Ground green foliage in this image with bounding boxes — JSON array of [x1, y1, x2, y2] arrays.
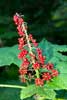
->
[[36, 86, 56, 99], [0, 39, 67, 67], [38, 39, 67, 89], [20, 85, 36, 99], [0, 45, 21, 67], [39, 39, 67, 64], [20, 84, 56, 100], [44, 62, 67, 90]]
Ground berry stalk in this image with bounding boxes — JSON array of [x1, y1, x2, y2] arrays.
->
[[22, 22, 39, 78]]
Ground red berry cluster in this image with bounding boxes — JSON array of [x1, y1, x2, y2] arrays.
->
[[13, 13, 58, 86]]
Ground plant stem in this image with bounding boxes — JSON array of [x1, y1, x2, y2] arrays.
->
[[22, 23, 40, 78], [22, 24, 33, 56], [36, 70, 39, 78], [0, 84, 25, 89]]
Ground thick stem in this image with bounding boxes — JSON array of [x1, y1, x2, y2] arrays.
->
[[22, 24, 32, 55], [22, 23, 39, 78], [0, 84, 25, 89]]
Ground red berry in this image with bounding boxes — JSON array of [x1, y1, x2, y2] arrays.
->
[[43, 63, 54, 70], [18, 37, 24, 44], [33, 62, 40, 70], [13, 15, 19, 25], [51, 69, 58, 77], [32, 39, 38, 47], [18, 17, 24, 25], [18, 30, 24, 36], [18, 44, 22, 50], [17, 25, 24, 36], [18, 37, 25, 50], [33, 42, 38, 47], [35, 78, 44, 86], [38, 54, 45, 64], [18, 49, 28, 59], [21, 58, 30, 69], [42, 72, 51, 81], [37, 48, 42, 55], [19, 69, 27, 75]]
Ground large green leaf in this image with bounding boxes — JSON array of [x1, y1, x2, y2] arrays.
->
[[38, 39, 67, 90], [55, 62, 67, 89], [20, 84, 56, 100], [39, 39, 67, 64], [44, 62, 67, 90], [38, 39, 53, 63], [0, 45, 21, 67], [20, 85, 36, 99], [20, 85, 55, 100], [36, 86, 56, 99]]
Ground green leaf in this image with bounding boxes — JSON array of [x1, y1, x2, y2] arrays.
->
[[38, 39, 53, 63], [45, 62, 67, 90], [39, 39, 67, 64], [36, 86, 56, 99], [55, 62, 67, 89], [54, 44, 67, 52], [0, 45, 21, 67], [20, 84, 56, 100], [20, 85, 36, 99], [39, 39, 67, 90]]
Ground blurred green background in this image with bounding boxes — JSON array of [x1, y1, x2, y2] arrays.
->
[[0, 0, 67, 47], [0, 0, 67, 100]]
